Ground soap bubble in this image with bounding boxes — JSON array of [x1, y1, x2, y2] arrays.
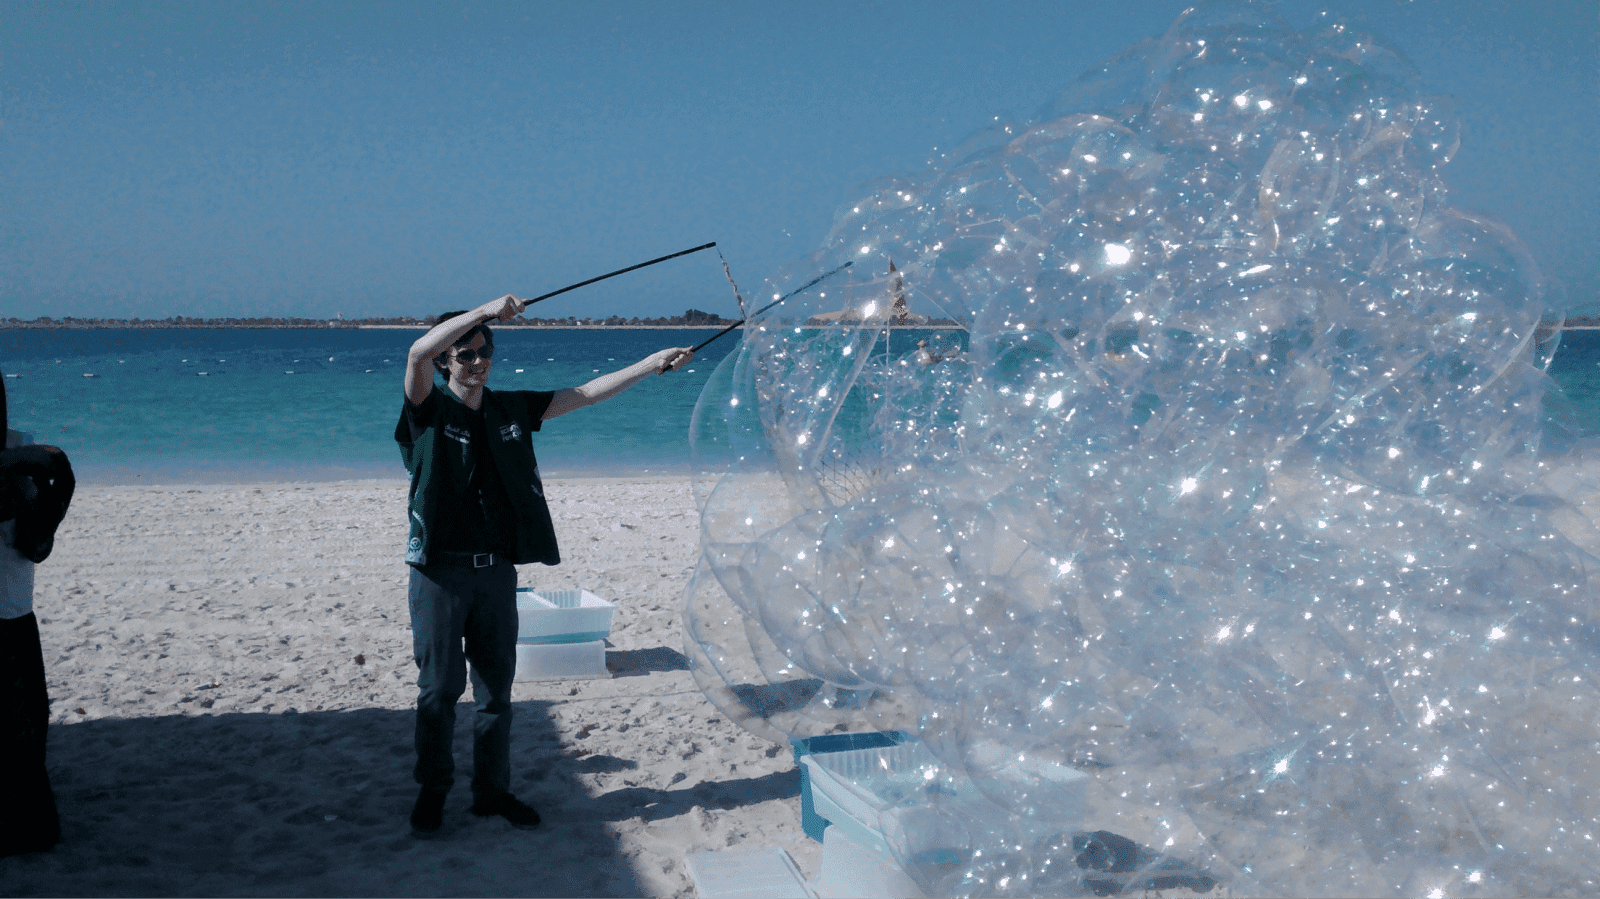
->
[[684, 2, 1597, 895]]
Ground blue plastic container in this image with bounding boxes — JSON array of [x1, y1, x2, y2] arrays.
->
[[790, 731, 910, 842]]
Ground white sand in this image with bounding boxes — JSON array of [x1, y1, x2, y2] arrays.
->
[[9, 461, 1599, 896], [2, 477, 822, 897]]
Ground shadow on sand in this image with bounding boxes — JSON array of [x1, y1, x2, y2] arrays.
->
[[1, 698, 796, 897], [604, 646, 690, 678]]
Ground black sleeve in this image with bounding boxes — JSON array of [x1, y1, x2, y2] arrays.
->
[[0, 474, 18, 524], [0, 446, 50, 524], [0, 445, 74, 563], [396, 389, 438, 446], [523, 390, 554, 431]]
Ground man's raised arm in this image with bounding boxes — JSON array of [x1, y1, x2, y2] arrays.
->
[[404, 296, 526, 404]]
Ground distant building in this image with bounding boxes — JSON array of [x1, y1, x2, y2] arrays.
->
[[808, 259, 928, 326]]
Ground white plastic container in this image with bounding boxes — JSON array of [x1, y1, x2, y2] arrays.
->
[[685, 846, 816, 899], [808, 739, 941, 811], [819, 825, 926, 899], [801, 735, 1087, 879], [516, 587, 614, 644], [513, 640, 608, 682], [802, 739, 940, 858]]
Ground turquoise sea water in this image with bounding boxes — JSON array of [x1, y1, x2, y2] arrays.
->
[[1, 326, 1596, 483], [1544, 329, 1600, 441], [0, 328, 739, 482]]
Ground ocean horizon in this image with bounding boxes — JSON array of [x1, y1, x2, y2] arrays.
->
[[3, 326, 1597, 485]]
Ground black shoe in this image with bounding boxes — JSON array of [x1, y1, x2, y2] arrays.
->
[[410, 788, 447, 835], [470, 792, 541, 829]]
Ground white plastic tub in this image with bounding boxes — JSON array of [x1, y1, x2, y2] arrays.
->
[[819, 825, 926, 899], [685, 846, 816, 899], [802, 739, 940, 857], [801, 735, 1087, 866], [516, 587, 614, 644], [513, 639, 609, 682]]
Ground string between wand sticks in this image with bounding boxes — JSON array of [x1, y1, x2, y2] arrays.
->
[[691, 260, 854, 353], [716, 248, 748, 320]]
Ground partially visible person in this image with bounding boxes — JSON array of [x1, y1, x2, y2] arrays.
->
[[0, 367, 75, 858], [916, 338, 965, 367], [396, 297, 692, 835]]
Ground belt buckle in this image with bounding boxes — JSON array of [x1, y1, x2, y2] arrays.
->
[[472, 552, 494, 568]]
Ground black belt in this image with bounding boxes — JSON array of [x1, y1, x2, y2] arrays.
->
[[435, 551, 502, 568]]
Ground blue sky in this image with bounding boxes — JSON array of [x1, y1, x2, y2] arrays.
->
[[2, 0, 1594, 321]]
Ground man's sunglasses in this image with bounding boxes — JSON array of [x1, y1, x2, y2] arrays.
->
[[449, 347, 494, 363]]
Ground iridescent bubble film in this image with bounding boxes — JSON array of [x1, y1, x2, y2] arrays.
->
[[683, 2, 1598, 895]]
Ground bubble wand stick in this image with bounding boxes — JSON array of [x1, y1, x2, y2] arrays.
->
[[522, 241, 718, 307], [691, 260, 854, 353]]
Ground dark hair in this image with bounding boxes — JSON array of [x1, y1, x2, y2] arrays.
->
[[431, 310, 495, 373]]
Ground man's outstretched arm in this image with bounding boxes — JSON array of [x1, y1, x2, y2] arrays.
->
[[543, 347, 694, 420]]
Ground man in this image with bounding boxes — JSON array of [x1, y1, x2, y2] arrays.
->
[[0, 368, 75, 857], [396, 296, 692, 835]]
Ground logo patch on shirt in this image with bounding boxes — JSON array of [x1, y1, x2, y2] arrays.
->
[[444, 424, 471, 445], [499, 423, 522, 442]]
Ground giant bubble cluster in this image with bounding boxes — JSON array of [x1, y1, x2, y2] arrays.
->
[[682, 2, 1599, 896]]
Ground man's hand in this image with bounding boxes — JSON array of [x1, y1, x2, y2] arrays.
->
[[480, 295, 528, 322], [655, 347, 695, 374]]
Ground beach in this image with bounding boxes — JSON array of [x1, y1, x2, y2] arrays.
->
[[1, 476, 822, 897], [6, 462, 1600, 897]]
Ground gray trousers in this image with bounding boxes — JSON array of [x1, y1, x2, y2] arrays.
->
[[407, 560, 518, 799]]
